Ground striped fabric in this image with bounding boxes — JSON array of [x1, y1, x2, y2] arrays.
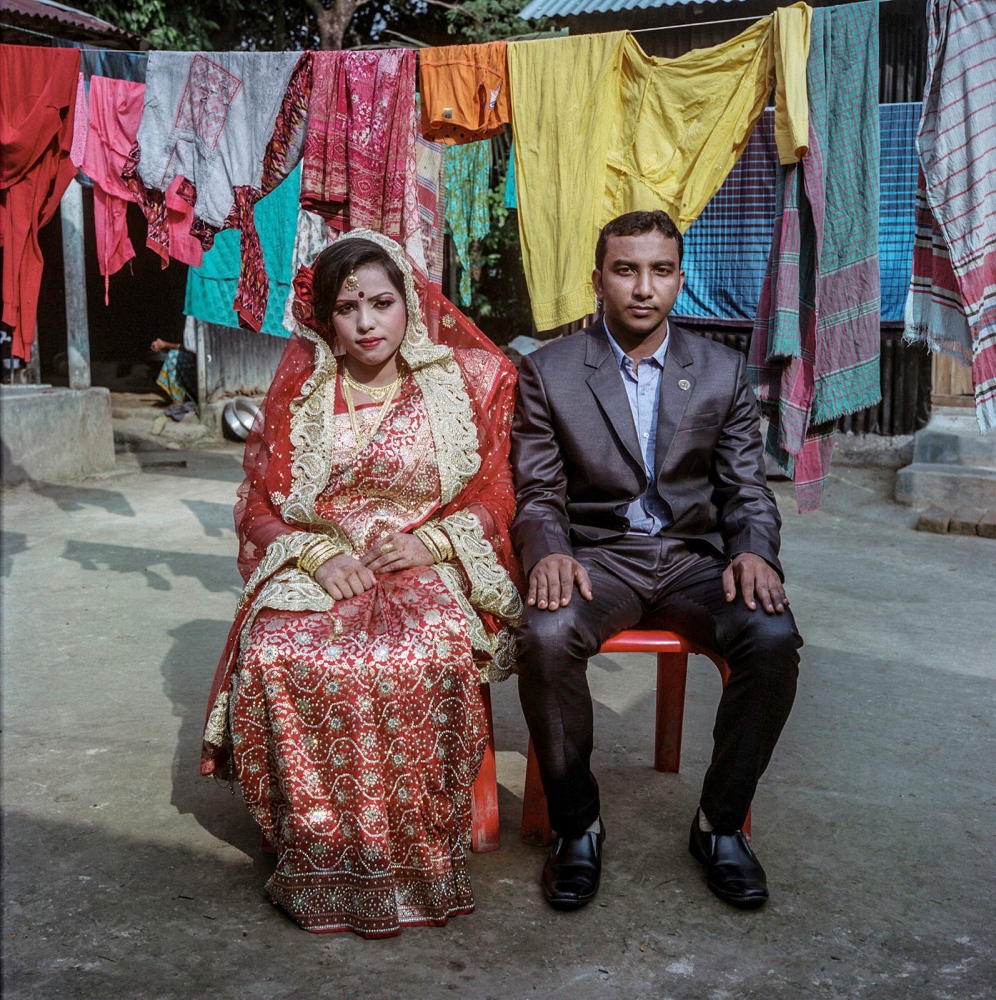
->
[[416, 135, 446, 288], [904, 0, 996, 431], [749, 1, 881, 513], [675, 103, 918, 323]]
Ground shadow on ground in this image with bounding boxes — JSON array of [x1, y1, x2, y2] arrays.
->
[[61, 541, 241, 594]]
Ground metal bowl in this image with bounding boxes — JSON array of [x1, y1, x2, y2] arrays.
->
[[222, 398, 260, 441]]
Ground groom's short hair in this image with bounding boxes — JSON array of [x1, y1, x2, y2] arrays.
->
[[595, 210, 684, 271]]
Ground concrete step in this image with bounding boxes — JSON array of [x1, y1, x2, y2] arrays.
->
[[112, 416, 212, 453], [912, 409, 996, 469], [895, 463, 996, 509]]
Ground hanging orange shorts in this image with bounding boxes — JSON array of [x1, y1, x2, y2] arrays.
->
[[419, 41, 510, 145]]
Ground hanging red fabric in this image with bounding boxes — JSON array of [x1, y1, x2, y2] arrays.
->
[[83, 76, 146, 302], [0, 44, 81, 362]]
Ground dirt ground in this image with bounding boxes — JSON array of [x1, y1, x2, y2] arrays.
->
[[3, 450, 994, 999]]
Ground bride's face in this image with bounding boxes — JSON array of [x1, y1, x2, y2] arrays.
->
[[331, 262, 407, 370]]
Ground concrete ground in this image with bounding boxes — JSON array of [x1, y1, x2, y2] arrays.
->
[[2, 449, 994, 999]]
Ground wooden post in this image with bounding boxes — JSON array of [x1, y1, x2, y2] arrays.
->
[[60, 179, 91, 390]]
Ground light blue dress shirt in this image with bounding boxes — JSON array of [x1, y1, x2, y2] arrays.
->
[[605, 326, 673, 534]]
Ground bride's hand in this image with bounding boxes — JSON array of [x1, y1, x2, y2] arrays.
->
[[361, 532, 434, 574], [313, 553, 377, 601]]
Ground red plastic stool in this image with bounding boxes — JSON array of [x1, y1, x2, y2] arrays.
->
[[470, 684, 500, 852], [520, 630, 752, 846]]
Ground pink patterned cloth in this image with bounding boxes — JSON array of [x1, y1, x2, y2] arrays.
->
[[83, 76, 145, 300], [70, 73, 87, 169], [301, 49, 424, 272]]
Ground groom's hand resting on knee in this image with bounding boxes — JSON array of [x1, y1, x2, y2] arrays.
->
[[527, 554, 594, 612], [722, 553, 789, 614]]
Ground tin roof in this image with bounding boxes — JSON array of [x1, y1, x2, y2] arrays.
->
[[0, 0, 146, 46], [519, 0, 745, 18]]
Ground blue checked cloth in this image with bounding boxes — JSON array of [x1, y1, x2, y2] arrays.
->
[[674, 103, 919, 323]]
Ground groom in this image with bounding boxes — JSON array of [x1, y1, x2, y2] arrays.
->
[[511, 210, 802, 910]]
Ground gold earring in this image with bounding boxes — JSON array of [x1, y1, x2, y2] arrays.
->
[[344, 271, 359, 292]]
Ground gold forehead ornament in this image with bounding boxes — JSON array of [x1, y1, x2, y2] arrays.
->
[[344, 271, 359, 292]]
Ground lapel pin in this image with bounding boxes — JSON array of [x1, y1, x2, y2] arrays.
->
[[678, 379, 691, 391]]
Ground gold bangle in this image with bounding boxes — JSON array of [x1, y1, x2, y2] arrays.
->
[[413, 527, 442, 563], [298, 537, 341, 576], [296, 536, 323, 570], [414, 524, 454, 564], [428, 525, 454, 562]]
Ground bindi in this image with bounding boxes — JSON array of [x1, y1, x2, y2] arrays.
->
[[357, 291, 364, 299]]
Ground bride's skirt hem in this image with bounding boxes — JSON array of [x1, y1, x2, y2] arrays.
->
[[284, 902, 476, 938]]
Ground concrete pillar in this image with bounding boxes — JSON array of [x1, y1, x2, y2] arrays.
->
[[60, 179, 91, 390], [193, 316, 208, 413]]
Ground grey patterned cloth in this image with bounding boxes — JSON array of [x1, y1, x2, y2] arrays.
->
[[136, 51, 300, 227]]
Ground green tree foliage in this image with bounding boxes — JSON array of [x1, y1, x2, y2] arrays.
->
[[445, 0, 545, 44], [70, 0, 236, 50]]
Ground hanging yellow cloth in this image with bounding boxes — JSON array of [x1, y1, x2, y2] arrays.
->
[[508, 4, 811, 331]]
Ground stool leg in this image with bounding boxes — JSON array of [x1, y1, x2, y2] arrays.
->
[[470, 684, 500, 853], [521, 737, 553, 847], [655, 652, 689, 773]]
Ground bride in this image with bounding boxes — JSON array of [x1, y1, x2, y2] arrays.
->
[[201, 230, 521, 937]]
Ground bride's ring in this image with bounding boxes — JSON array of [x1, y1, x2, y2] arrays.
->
[[380, 542, 395, 554]]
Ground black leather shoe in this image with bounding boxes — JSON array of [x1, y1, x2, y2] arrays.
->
[[688, 813, 768, 909], [542, 822, 605, 910]]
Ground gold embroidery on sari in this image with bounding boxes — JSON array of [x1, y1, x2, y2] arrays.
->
[[237, 530, 347, 610], [431, 562, 518, 683], [439, 509, 523, 623], [204, 688, 230, 747]]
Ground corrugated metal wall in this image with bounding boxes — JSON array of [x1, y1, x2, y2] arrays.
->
[[199, 322, 289, 404]]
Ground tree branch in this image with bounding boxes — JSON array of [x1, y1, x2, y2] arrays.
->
[[421, 0, 484, 23], [301, 0, 327, 19]]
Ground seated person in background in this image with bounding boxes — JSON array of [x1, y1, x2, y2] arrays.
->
[[200, 231, 521, 937], [150, 330, 196, 417], [511, 210, 803, 912]]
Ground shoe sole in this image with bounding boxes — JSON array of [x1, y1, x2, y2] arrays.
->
[[543, 889, 598, 911], [707, 883, 768, 909]]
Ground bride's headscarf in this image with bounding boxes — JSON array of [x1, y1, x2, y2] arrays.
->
[[234, 229, 522, 595]]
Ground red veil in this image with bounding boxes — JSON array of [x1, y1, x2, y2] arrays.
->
[[201, 244, 521, 777]]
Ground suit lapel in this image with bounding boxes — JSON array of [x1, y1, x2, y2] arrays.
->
[[585, 322, 645, 473], [654, 326, 695, 475]]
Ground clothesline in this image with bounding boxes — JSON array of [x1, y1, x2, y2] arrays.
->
[[630, 0, 895, 34]]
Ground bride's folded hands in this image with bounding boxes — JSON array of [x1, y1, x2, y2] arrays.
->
[[313, 552, 377, 600], [360, 531, 434, 574]]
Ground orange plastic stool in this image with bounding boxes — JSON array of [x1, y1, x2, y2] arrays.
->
[[520, 630, 752, 846], [470, 684, 500, 852]]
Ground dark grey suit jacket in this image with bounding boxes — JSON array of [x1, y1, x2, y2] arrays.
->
[[510, 319, 783, 578]]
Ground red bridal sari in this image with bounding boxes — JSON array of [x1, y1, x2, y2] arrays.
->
[[201, 231, 521, 937]]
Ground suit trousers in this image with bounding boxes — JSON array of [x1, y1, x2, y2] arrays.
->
[[516, 535, 802, 837]]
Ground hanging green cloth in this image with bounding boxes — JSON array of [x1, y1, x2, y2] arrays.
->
[[504, 140, 517, 210], [444, 140, 491, 307], [183, 163, 301, 338]]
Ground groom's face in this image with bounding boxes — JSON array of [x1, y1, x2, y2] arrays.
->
[[592, 231, 685, 341]]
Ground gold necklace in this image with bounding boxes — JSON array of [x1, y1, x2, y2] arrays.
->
[[341, 365, 403, 402], [342, 376, 401, 457]]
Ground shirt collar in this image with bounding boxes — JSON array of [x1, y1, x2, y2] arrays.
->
[[604, 320, 670, 371]]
